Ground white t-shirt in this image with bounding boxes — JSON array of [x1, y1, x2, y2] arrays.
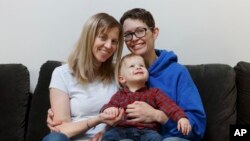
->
[[49, 64, 118, 140]]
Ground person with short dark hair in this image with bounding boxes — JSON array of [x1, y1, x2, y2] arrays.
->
[[119, 8, 206, 141]]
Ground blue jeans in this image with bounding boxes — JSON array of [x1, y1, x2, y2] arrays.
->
[[102, 127, 162, 141], [42, 132, 70, 141], [163, 137, 190, 141]]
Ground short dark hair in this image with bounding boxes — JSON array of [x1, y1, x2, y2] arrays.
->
[[120, 8, 155, 30]]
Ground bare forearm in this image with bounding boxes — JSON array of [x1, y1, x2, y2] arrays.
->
[[59, 116, 102, 138]]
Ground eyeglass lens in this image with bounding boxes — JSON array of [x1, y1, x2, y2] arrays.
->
[[124, 27, 147, 41]]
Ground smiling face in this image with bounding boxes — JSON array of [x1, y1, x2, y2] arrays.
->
[[92, 27, 120, 66], [123, 19, 158, 57], [119, 55, 149, 86]]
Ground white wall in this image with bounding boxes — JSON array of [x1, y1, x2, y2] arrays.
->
[[1, 0, 250, 92]]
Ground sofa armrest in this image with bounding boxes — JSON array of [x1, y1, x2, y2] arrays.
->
[[0, 64, 31, 141], [26, 61, 62, 141], [234, 61, 250, 124], [186, 64, 237, 141]]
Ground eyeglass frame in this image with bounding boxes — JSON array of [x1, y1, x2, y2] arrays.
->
[[123, 27, 153, 42]]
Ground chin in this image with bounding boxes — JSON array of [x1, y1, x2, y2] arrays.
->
[[97, 58, 108, 63], [99, 55, 112, 62], [133, 50, 146, 56]]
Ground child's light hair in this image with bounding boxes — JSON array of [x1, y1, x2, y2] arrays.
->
[[115, 53, 147, 88]]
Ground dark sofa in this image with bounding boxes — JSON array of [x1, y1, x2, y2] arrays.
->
[[0, 61, 249, 141]]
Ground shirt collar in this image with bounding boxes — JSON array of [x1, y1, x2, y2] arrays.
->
[[123, 86, 148, 93]]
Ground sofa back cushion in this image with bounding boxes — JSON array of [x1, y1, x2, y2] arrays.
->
[[186, 64, 237, 141], [0, 64, 31, 141], [25, 61, 62, 141], [234, 61, 250, 124]]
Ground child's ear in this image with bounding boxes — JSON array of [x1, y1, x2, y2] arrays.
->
[[119, 75, 126, 84]]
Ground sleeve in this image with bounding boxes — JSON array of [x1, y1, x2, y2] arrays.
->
[[163, 66, 206, 140], [100, 91, 121, 112], [154, 88, 186, 122], [49, 66, 68, 94]]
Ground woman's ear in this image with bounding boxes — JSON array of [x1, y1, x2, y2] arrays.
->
[[119, 75, 126, 84]]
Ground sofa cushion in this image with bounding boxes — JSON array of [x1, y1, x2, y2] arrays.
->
[[234, 61, 250, 124], [26, 61, 62, 141], [186, 64, 237, 141], [0, 64, 31, 141]]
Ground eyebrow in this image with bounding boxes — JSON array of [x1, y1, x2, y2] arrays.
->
[[124, 26, 146, 34]]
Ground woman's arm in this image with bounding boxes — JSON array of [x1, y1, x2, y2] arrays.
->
[[49, 88, 102, 137], [56, 108, 124, 138], [126, 101, 168, 124], [47, 108, 62, 132], [50, 88, 71, 123], [49, 88, 99, 137], [50, 87, 125, 138], [55, 116, 102, 138]]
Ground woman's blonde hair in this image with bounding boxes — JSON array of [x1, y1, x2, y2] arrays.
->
[[68, 13, 123, 84]]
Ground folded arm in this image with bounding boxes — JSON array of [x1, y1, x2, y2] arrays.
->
[[48, 88, 124, 138], [126, 101, 169, 124]]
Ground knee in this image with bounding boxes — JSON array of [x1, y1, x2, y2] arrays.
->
[[102, 128, 121, 141], [43, 132, 69, 141]]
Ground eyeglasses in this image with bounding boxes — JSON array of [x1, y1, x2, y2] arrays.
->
[[124, 27, 151, 42]]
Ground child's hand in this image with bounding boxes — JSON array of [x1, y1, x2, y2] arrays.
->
[[103, 107, 119, 118], [177, 118, 192, 136], [100, 108, 124, 126]]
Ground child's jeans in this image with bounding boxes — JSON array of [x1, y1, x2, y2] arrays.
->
[[102, 127, 162, 141], [42, 132, 70, 141], [163, 137, 190, 141]]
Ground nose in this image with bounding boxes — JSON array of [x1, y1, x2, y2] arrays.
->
[[136, 66, 142, 70], [104, 40, 112, 49]]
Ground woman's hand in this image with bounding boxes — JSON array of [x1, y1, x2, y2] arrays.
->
[[90, 108, 122, 141], [47, 108, 62, 132], [52, 121, 80, 138], [99, 108, 125, 126], [89, 130, 104, 141], [126, 101, 168, 124]]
